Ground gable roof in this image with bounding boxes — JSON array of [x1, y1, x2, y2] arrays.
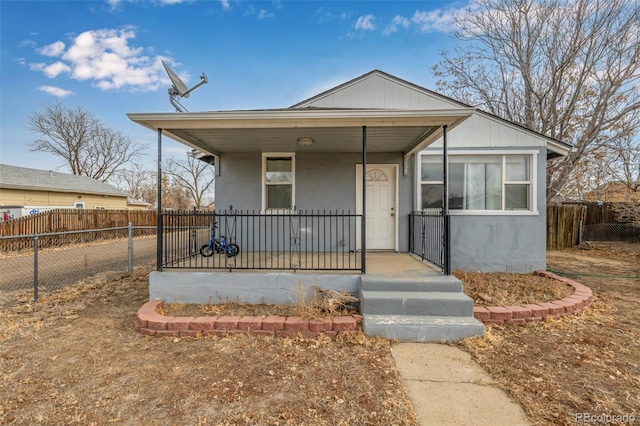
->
[[291, 70, 572, 158], [0, 164, 130, 197]]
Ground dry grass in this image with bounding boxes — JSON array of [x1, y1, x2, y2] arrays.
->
[[457, 243, 640, 425], [455, 270, 574, 306], [161, 282, 359, 319], [0, 265, 417, 425], [3, 243, 638, 424]]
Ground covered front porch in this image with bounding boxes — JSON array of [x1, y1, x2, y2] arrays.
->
[[127, 108, 474, 276], [129, 107, 484, 341]]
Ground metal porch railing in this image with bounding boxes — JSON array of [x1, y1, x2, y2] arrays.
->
[[408, 210, 450, 274], [160, 209, 363, 272]]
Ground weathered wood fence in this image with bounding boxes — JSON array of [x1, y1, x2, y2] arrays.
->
[[546, 204, 587, 250], [0, 209, 158, 237], [0, 209, 215, 252]]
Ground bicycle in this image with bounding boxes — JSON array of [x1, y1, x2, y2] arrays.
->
[[200, 224, 240, 257]]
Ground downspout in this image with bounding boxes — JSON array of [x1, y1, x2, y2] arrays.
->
[[361, 126, 367, 274], [442, 125, 451, 275], [157, 128, 163, 272]]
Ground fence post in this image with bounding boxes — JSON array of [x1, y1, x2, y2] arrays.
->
[[33, 235, 39, 303], [578, 220, 583, 245], [128, 222, 133, 274]]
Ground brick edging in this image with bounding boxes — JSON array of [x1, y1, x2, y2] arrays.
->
[[135, 300, 364, 339], [472, 271, 594, 325]]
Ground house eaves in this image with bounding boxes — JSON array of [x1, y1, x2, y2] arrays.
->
[[127, 108, 475, 158]]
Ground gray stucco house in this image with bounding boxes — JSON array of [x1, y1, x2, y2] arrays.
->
[[128, 70, 570, 342]]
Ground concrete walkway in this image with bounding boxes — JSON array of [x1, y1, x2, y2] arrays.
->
[[392, 343, 530, 426]]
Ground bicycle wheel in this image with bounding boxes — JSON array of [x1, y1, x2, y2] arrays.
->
[[226, 243, 240, 257], [200, 244, 215, 257]]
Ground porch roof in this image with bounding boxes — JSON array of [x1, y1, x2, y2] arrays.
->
[[126, 108, 475, 158]]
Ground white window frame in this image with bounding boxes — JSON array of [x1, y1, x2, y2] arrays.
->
[[261, 152, 296, 212], [74, 201, 85, 209], [417, 150, 538, 216]]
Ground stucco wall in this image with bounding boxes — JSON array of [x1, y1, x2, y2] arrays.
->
[[216, 152, 413, 251], [214, 147, 546, 272], [447, 147, 547, 273]]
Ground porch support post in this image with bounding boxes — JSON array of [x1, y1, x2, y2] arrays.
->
[[442, 125, 451, 275], [157, 128, 163, 272], [361, 125, 367, 274]]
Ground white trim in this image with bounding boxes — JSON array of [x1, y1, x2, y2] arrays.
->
[[416, 150, 539, 214], [355, 164, 399, 251], [74, 202, 85, 209], [261, 152, 295, 212], [449, 210, 539, 216]]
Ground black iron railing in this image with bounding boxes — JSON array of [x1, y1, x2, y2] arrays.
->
[[409, 210, 450, 274], [161, 209, 362, 272]]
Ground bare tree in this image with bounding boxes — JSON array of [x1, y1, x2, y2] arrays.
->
[[164, 153, 215, 209], [607, 136, 640, 202], [433, 0, 640, 202], [28, 102, 148, 182], [113, 163, 157, 205]]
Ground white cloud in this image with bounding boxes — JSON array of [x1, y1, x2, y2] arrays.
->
[[37, 41, 66, 57], [39, 85, 73, 97], [411, 8, 459, 33], [383, 15, 410, 36], [42, 61, 72, 78], [29, 28, 171, 92], [219, 0, 231, 11], [257, 9, 274, 20], [355, 14, 376, 31]]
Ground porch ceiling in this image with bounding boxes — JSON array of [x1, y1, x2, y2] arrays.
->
[[127, 108, 474, 157]]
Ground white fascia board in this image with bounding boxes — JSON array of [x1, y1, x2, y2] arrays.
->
[[127, 109, 476, 130]]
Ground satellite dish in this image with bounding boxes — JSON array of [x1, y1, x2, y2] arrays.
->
[[162, 60, 208, 112]]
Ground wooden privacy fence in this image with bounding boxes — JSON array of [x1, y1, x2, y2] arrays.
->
[[547, 204, 587, 249], [0, 209, 158, 237], [0, 209, 214, 252]]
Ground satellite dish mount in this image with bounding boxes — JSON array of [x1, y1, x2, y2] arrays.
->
[[162, 61, 208, 112]]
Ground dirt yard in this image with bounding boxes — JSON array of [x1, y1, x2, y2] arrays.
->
[[0, 268, 417, 425], [1, 243, 638, 425], [460, 243, 640, 425]]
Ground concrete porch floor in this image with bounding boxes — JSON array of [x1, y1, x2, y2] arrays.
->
[[165, 251, 441, 275], [366, 252, 441, 274]]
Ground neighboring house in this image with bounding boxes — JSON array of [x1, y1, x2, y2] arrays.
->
[[128, 70, 571, 342], [0, 164, 143, 219], [127, 197, 153, 210], [584, 181, 640, 204]]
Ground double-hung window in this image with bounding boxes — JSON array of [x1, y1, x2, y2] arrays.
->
[[263, 153, 295, 211], [419, 153, 534, 212]]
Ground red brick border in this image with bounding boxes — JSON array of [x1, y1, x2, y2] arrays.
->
[[135, 300, 362, 338], [473, 271, 594, 326]]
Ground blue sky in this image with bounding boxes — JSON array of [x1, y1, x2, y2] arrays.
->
[[1, 0, 467, 173]]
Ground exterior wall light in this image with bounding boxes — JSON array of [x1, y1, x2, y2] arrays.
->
[[297, 137, 314, 146]]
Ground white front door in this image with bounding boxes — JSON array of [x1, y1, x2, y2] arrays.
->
[[356, 165, 397, 250]]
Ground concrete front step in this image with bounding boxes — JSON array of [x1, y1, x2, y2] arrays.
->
[[360, 290, 474, 317], [360, 273, 463, 293], [363, 314, 485, 342]]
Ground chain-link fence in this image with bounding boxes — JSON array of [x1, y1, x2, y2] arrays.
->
[[582, 223, 640, 243], [0, 225, 157, 307]]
